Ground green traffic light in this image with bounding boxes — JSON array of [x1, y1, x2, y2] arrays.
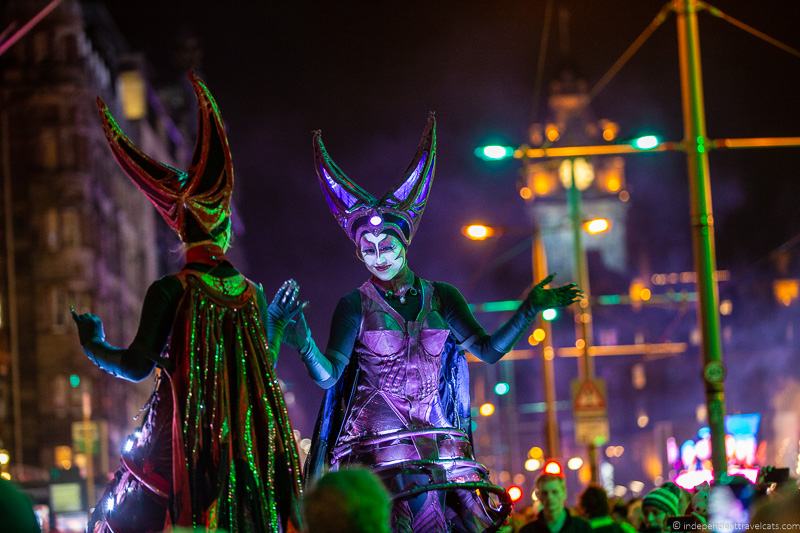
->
[[69, 374, 80, 388], [542, 308, 558, 321], [494, 382, 510, 396], [632, 135, 660, 150], [474, 145, 514, 161]]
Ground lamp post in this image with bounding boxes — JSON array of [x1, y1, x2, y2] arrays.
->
[[531, 225, 561, 460]]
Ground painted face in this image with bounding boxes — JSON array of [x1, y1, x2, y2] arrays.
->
[[536, 478, 567, 515], [358, 233, 406, 281]]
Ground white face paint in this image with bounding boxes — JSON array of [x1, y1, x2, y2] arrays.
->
[[359, 233, 406, 281]]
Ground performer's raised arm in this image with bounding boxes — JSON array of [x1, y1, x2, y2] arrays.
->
[[286, 293, 358, 389], [435, 274, 582, 363], [72, 277, 182, 382]]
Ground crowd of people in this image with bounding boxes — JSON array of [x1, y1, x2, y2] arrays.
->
[[2, 464, 799, 532], [503, 468, 800, 533]]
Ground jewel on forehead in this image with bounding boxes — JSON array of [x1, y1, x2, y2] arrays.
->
[[369, 215, 382, 226]]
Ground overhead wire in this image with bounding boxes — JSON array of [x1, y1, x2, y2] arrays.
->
[[588, 2, 673, 103], [700, 1, 800, 61], [530, 0, 554, 124]]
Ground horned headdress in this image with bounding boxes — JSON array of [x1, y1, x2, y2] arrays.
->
[[97, 73, 234, 244], [313, 113, 436, 246]]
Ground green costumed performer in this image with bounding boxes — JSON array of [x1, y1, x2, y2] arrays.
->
[[72, 74, 303, 532]]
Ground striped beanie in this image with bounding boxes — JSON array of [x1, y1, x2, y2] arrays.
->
[[643, 486, 680, 515]]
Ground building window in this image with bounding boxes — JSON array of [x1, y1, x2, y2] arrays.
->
[[44, 208, 59, 251], [39, 129, 58, 170], [73, 133, 88, 171], [61, 208, 81, 248], [62, 33, 79, 63], [32, 31, 49, 63], [51, 287, 69, 332]]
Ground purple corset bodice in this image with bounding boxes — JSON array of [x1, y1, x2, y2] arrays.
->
[[334, 280, 453, 455]]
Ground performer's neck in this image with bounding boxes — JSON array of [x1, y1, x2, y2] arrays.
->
[[185, 242, 228, 267], [371, 265, 415, 293]]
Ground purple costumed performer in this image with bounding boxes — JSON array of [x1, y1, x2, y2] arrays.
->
[[72, 74, 304, 532], [288, 114, 581, 532]]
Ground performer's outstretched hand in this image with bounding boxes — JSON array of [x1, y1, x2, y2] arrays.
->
[[284, 310, 311, 353], [525, 274, 583, 312], [71, 308, 106, 346], [268, 279, 306, 327]]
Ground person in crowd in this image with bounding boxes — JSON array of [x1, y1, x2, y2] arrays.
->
[[578, 485, 625, 533], [520, 472, 591, 533], [626, 498, 644, 532], [690, 484, 709, 522], [0, 478, 40, 532], [660, 482, 690, 515], [303, 468, 391, 533], [609, 498, 637, 533], [639, 487, 680, 532]]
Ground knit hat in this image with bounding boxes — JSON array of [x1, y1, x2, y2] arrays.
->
[[643, 486, 680, 515]]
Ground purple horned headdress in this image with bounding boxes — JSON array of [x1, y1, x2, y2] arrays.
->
[[313, 113, 436, 247]]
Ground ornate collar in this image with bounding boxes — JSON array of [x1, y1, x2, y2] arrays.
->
[[371, 271, 419, 304], [185, 244, 227, 266]]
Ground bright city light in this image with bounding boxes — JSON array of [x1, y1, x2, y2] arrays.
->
[[629, 480, 645, 494], [567, 457, 584, 471], [528, 446, 544, 459], [507, 485, 524, 502], [0, 472, 10, 480], [479, 403, 496, 417], [494, 382, 510, 396], [69, 374, 81, 388], [524, 458, 542, 471], [543, 460, 564, 476], [583, 218, 611, 235], [542, 308, 558, 321], [475, 145, 514, 161], [0, 450, 9, 465], [462, 224, 496, 241], [532, 328, 546, 342], [633, 135, 660, 150]]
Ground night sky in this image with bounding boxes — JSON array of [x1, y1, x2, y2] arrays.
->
[[102, 0, 800, 434]]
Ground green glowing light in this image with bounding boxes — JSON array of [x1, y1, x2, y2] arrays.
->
[[542, 308, 558, 321], [597, 294, 622, 305], [494, 382, 511, 396], [69, 374, 80, 388], [632, 135, 660, 150], [475, 145, 514, 161]]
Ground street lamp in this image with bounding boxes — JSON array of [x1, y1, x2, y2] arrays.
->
[[474, 145, 515, 161], [583, 218, 612, 235], [632, 135, 661, 150], [461, 224, 496, 241], [479, 402, 496, 417]]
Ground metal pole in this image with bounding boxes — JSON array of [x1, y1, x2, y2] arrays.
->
[[566, 158, 599, 483], [82, 387, 95, 508], [675, 0, 727, 478], [532, 226, 561, 459], [1, 108, 23, 467]]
